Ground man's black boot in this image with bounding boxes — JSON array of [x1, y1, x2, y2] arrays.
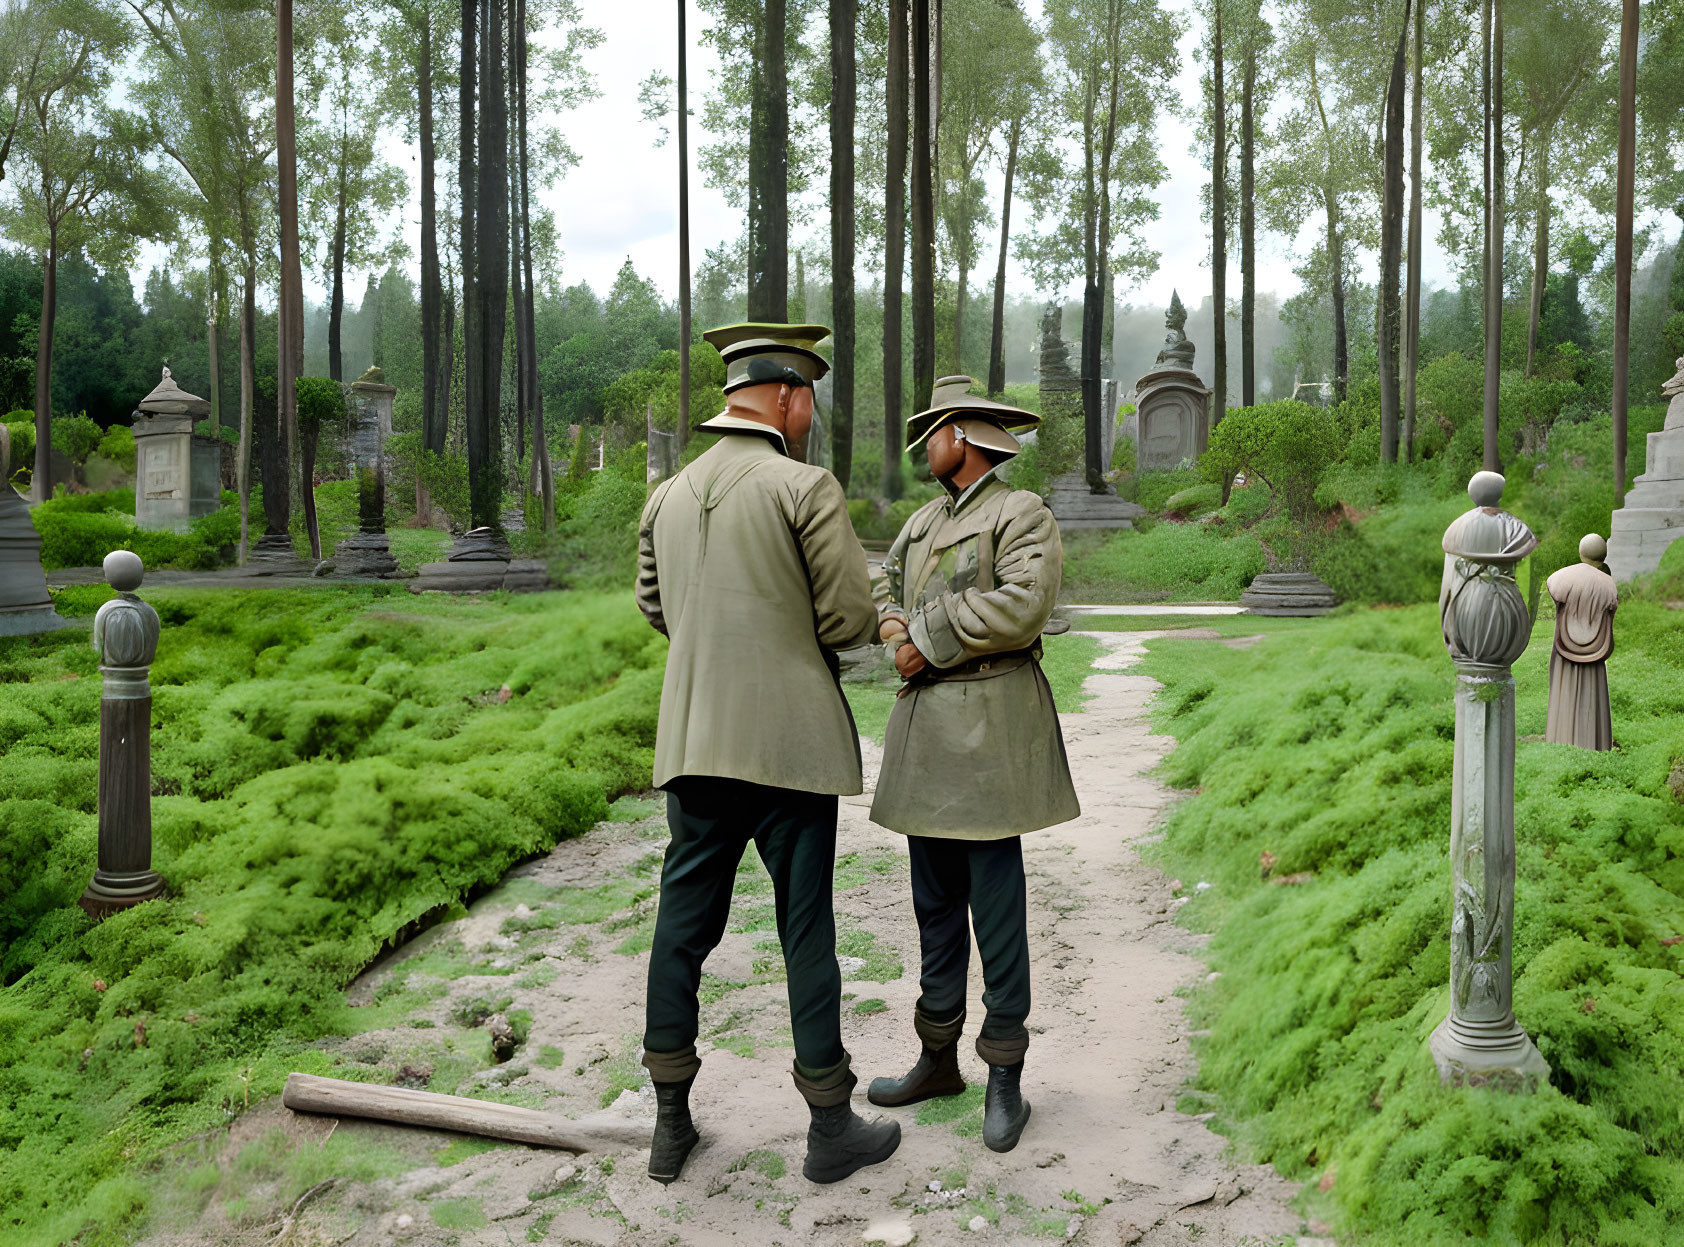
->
[[647, 1077, 700, 1184], [982, 1062, 1030, 1153], [802, 1101, 902, 1184], [866, 1041, 966, 1107]]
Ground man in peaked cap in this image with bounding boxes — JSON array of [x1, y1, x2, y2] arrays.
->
[[866, 376, 1080, 1155], [632, 322, 901, 1186]]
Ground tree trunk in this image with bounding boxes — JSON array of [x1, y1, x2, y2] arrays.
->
[[987, 113, 1019, 398], [882, 0, 908, 499], [1525, 130, 1550, 378], [516, 0, 550, 526], [277, 0, 302, 537], [1211, 0, 1226, 426], [329, 139, 349, 383], [300, 415, 321, 558], [830, 0, 856, 489], [473, 0, 508, 530], [748, 0, 789, 320], [207, 253, 223, 434], [31, 229, 55, 503], [1240, 28, 1255, 407], [1404, 0, 1423, 461], [1483, 0, 1504, 473], [419, 2, 444, 479], [238, 265, 255, 560], [1612, 0, 1635, 504], [460, 0, 479, 525], [910, 0, 935, 414], [1378, 3, 1409, 463], [677, 0, 691, 456], [1310, 58, 1347, 402]]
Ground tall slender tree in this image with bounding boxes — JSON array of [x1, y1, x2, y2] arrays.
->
[[278, 0, 306, 549], [1239, 7, 1256, 406], [472, 0, 508, 529], [1482, 0, 1503, 473], [677, 0, 691, 455], [883, 0, 908, 498], [1211, 0, 1227, 424], [459, 0, 479, 524], [747, 0, 789, 319], [1403, 0, 1423, 461], [830, 0, 856, 488], [1612, 0, 1635, 503], [910, 0, 935, 413], [1378, 1, 1410, 464], [986, 109, 1020, 397]]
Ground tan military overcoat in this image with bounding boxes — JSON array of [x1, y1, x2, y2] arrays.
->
[[637, 420, 877, 794], [870, 473, 1080, 839]]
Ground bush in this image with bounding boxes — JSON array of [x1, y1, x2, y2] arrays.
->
[[1140, 604, 1684, 1243], [849, 496, 925, 544], [388, 434, 471, 531], [2, 418, 30, 482], [93, 424, 135, 473], [1061, 521, 1265, 601], [0, 588, 665, 1243], [50, 414, 103, 466], [30, 489, 240, 572], [1202, 400, 1341, 525], [549, 445, 651, 589]]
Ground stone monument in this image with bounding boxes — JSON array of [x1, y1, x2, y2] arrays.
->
[[1607, 357, 1684, 580], [0, 425, 70, 636], [1240, 571, 1337, 616], [323, 369, 400, 577], [1133, 291, 1211, 470], [1429, 471, 1549, 1091], [132, 366, 223, 533], [80, 551, 167, 921], [1545, 534, 1617, 751]]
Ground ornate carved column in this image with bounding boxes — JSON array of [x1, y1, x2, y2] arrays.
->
[[79, 551, 166, 921], [1430, 471, 1549, 1090]]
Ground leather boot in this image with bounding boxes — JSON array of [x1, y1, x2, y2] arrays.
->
[[647, 1077, 700, 1184], [866, 1041, 966, 1107], [982, 1062, 1030, 1153], [802, 1101, 902, 1184]]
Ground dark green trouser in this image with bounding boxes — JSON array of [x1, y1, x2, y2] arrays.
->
[[908, 835, 1031, 1067], [642, 776, 850, 1102]]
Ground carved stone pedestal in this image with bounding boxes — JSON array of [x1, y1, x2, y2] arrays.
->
[[1431, 472, 1548, 1091]]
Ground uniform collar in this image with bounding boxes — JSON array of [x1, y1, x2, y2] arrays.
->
[[696, 412, 790, 455], [940, 466, 1004, 516]]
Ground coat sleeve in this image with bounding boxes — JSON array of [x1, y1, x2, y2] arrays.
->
[[636, 480, 675, 637], [873, 522, 912, 626], [908, 494, 1061, 668], [795, 472, 878, 651]]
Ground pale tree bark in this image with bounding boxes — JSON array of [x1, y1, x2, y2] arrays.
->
[[882, 0, 907, 498], [1482, 0, 1504, 473], [1212, 0, 1227, 425], [830, 0, 856, 489], [987, 112, 1019, 398], [1612, 0, 1635, 503]]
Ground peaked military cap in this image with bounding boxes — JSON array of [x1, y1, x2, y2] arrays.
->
[[704, 322, 832, 394], [905, 375, 1040, 453]]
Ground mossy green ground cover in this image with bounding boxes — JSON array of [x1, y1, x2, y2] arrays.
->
[[1131, 601, 1684, 1244], [0, 587, 664, 1246]]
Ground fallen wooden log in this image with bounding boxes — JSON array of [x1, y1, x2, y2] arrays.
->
[[282, 1073, 651, 1151]]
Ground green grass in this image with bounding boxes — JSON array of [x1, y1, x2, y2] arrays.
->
[[0, 587, 666, 1245], [1139, 600, 1684, 1244]]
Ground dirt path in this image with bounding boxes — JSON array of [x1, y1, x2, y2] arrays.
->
[[169, 631, 1328, 1247]]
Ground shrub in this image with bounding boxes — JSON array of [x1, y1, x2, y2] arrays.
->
[[30, 489, 240, 572], [549, 445, 651, 589], [94, 424, 135, 473], [849, 496, 925, 544], [2, 419, 30, 482], [388, 434, 471, 530], [1201, 401, 1341, 525], [50, 414, 103, 466], [1061, 522, 1265, 601]]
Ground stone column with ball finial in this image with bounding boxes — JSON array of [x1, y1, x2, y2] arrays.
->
[[79, 551, 167, 920], [1430, 471, 1549, 1090]]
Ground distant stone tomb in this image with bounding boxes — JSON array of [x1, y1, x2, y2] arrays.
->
[[1606, 356, 1684, 581], [322, 369, 401, 578], [0, 425, 70, 636], [1133, 292, 1210, 470], [132, 366, 222, 533]]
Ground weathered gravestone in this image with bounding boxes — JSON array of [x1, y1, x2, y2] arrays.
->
[[1133, 291, 1211, 470], [132, 366, 223, 534], [1430, 471, 1549, 1091], [1607, 356, 1684, 580], [1545, 534, 1617, 751], [79, 551, 167, 921], [1239, 571, 1337, 616], [322, 370, 400, 577], [0, 425, 70, 636]]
